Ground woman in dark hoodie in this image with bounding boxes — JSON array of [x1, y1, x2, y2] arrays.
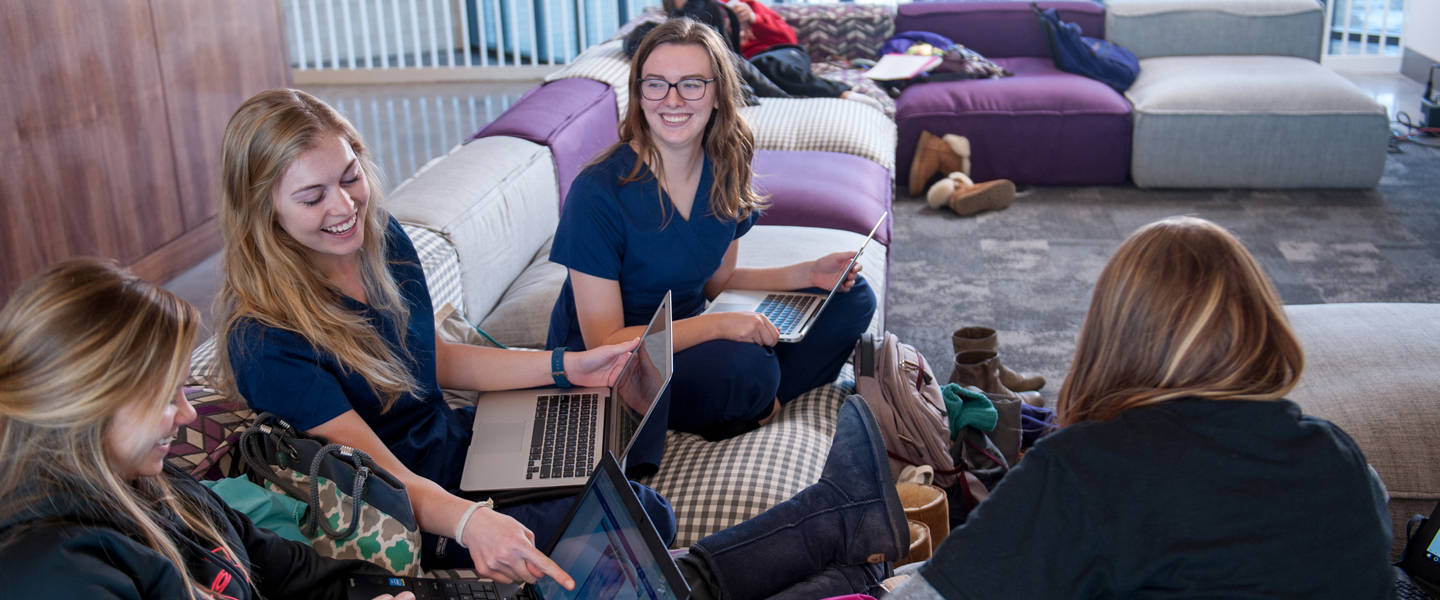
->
[[0, 257, 409, 600]]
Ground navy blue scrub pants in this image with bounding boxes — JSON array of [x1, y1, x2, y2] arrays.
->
[[668, 278, 876, 433], [421, 481, 676, 570]]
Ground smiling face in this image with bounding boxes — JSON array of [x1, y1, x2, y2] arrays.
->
[[271, 133, 370, 272], [105, 362, 196, 481], [639, 43, 717, 154]]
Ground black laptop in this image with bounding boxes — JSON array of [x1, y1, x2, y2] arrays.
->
[[1396, 500, 1440, 599], [346, 452, 689, 600]]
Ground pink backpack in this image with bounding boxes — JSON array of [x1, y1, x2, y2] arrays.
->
[[854, 332, 962, 488]]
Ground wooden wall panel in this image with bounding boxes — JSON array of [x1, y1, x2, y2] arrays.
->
[[149, 0, 291, 229], [0, 0, 186, 298]]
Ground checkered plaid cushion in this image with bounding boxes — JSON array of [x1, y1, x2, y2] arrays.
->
[[638, 367, 852, 548], [166, 387, 254, 480], [403, 223, 465, 316], [744, 97, 897, 170]]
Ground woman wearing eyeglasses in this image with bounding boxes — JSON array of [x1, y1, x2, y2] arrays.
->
[[545, 18, 876, 455]]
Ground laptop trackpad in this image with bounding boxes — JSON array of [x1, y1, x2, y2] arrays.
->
[[473, 422, 525, 454], [709, 303, 754, 313]]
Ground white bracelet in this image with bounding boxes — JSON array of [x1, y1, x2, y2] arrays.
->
[[453, 498, 493, 549]]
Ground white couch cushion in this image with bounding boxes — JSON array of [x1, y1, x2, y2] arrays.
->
[[388, 137, 560, 321]]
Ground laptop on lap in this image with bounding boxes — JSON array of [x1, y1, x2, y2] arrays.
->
[[702, 212, 886, 343], [459, 293, 673, 492], [348, 452, 689, 600]]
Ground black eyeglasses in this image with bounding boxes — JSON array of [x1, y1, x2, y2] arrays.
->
[[639, 78, 715, 101]]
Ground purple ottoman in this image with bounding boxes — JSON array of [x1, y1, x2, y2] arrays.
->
[[471, 78, 619, 206], [752, 150, 893, 246], [892, 1, 1132, 187]]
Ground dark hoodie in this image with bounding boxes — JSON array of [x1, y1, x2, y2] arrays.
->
[[0, 464, 387, 599], [920, 398, 1395, 599]]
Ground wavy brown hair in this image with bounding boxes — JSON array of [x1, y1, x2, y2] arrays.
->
[[607, 17, 766, 222], [1055, 217, 1304, 427], [0, 258, 234, 599], [215, 88, 417, 412]]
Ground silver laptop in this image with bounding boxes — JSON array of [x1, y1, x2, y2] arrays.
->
[[459, 292, 673, 492], [702, 212, 886, 343]]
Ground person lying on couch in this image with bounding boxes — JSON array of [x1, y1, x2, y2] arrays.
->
[[658, 0, 883, 109], [886, 216, 1395, 599], [214, 87, 911, 598], [548, 18, 877, 442]]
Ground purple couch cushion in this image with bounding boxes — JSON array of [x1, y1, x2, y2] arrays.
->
[[894, 57, 1131, 186], [471, 78, 619, 205], [895, 1, 1105, 59], [752, 151, 892, 246]]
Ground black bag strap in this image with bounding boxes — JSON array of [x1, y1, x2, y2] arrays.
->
[[856, 332, 876, 379], [1031, 2, 1066, 70], [239, 413, 310, 501], [306, 444, 373, 540]]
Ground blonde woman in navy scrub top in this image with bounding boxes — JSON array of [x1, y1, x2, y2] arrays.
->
[[547, 18, 877, 445], [213, 89, 676, 585]]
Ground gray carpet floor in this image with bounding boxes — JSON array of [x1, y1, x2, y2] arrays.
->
[[884, 141, 1440, 406]]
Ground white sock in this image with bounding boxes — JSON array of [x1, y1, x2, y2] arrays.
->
[[844, 92, 884, 111]]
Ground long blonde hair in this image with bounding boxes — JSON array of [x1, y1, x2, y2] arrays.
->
[[1056, 217, 1304, 427], [0, 258, 235, 599], [609, 18, 767, 222], [215, 88, 418, 411]]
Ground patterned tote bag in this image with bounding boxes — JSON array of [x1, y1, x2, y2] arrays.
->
[[239, 413, 423, 575]]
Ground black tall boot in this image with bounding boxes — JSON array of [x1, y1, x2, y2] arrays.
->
[[686, 395, 909, 600]]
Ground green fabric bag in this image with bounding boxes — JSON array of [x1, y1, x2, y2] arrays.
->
[[202, 477, 309, 544], [239, 413, 422, 576]]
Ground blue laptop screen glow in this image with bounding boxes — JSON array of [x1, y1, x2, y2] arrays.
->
[[534, 471, 678, 600]]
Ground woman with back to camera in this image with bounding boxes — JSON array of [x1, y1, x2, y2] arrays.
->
[[548, 18, 877, 444], [215, 86, 917, 598], [0, 258, 411, 600], [887, 217, 1395, 599]]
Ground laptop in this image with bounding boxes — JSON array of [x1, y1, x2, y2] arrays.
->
[[702, 212, 887, 343], [459, 293, 673, 492], [347, 452, 689, 600], [1396, 500, 1440, 599]]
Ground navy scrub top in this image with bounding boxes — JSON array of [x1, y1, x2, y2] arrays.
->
[[546, 144, 760, 351], [230, 217, 476, 490]]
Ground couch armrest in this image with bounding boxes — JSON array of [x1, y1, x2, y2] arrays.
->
[[388, 137, 560, 322], [895, 1, 1105, 59], [1105, 0, 1324, 60]]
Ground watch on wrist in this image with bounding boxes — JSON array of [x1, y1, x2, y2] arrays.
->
[[552, 347, 572, 388]]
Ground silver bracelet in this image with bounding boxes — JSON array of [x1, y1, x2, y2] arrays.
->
[[453, 498, 494, 548]]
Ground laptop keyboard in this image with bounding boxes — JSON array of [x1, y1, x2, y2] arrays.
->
[[757, 293, 819, 335], [1398, 578, 1437, 600], [528, 393, 597, 480]]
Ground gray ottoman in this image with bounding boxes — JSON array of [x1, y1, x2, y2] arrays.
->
[[1285, 303, 1440, 559], [1126, 56, 1389, 188]]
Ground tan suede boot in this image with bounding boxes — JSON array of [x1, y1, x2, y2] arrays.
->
[[948, 350, 1045, 407], [926, 172, 1014, 217], [951, 327, 1045, 392], [908, 131, 971, 197]]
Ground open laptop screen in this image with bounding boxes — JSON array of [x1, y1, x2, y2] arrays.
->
[[535, 455, 684, 600], [612, 293, 672, 460]]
